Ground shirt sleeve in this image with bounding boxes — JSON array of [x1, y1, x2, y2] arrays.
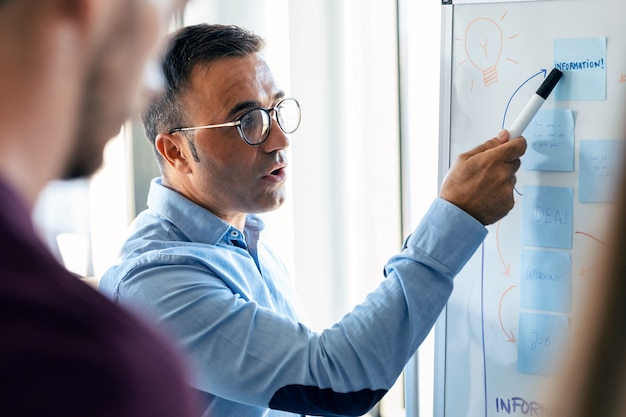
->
[[113, 197, 486, 417]]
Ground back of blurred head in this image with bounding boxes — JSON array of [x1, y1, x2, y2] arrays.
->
[[0, 0, 177, 207]]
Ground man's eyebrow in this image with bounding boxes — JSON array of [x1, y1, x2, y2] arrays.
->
[[226, 92, 286, 118], [227, 101, 258, 118], [273, 91, 286, 102]]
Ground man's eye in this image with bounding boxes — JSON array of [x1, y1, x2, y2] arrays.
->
[[240, 112, 258, 130]]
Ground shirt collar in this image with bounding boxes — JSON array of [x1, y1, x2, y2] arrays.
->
[[146, 177, 264, 246]]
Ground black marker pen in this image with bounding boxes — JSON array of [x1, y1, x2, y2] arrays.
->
[[507, 68, 563, 138]]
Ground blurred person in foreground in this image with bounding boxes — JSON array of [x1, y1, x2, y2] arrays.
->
[[0, 0, 200, 416], [547, 147, 626, 417], [100, 23, 527, 417]]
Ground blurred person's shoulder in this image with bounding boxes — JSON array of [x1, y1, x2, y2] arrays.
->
[[0, 180, 199, 417]]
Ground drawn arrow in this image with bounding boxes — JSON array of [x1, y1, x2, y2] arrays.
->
[[496, 221, 510, 276], [499, 285, 517, 343], [501, 68, 547, 130], [575, 231, 607, 247], [580, 265, 600, 276], [575, 231, 606, 277], [500, 69, 546, 196]]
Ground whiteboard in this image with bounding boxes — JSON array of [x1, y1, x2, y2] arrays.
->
[[435, 1, 626, 416]]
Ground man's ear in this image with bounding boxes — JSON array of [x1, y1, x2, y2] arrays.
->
[[155, 133, 193, 174]]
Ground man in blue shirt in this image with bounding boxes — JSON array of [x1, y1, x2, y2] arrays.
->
[[100, 23, 527, 417]]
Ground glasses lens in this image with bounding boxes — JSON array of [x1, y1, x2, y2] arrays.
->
[[240, 109, 270, 144], [276, 99, 301, 134]]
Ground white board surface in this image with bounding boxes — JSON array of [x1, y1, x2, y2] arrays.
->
[[436, 1, 626, 416]]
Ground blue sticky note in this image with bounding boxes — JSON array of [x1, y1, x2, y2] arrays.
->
[[522, 109, 575, 171], [518, 312, 569, 375], [522, 186, 574, 249], [579, 139, 623, 202], [520, 249, 571, 313], [554, 37, 606, 101]]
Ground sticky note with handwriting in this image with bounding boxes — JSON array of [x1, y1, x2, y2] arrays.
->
[[554, 37, 606, 101], [579, 139, 623, 202], [521, 185, 573, 249], [520, 249, 571, 313], [517, 312, 569, 375], [522, 109, 575, 171]]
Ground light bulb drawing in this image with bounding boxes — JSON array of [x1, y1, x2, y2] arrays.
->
[[465, 17, 503, 87], [456, 11, 519, 92]]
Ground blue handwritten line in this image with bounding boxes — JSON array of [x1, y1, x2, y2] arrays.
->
[[502, 69, 546, 197], [481, 242, 487, 417], [501, 69, 547, 130]]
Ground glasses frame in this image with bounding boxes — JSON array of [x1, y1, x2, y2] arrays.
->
[[168, 98, 301, 146]]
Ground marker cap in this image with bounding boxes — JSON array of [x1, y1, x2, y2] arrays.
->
[[536, 68, 563, 99]]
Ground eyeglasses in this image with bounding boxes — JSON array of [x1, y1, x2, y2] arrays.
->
[[168, 98, 301, 146]]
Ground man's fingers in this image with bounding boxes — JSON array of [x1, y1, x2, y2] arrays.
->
[[508, 158, 522, 176], [462, 129, 527, 160], [463, 130, 510, 157], [489, 136, 528, 163], [441, 130, 527, 225]]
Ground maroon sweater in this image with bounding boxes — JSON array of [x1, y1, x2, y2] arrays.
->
[[0, 180, 200, 417]]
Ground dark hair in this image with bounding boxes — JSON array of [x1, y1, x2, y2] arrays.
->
[[142, 24, 265, 164]]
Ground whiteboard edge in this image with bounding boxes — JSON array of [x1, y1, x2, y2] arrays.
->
[[434, 4, 454, 417]]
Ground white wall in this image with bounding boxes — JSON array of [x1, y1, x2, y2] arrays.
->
[[400, 1, 443, 416], [287, 0, 402, 330]]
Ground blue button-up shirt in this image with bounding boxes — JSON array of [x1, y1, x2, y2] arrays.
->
[[100, 177, 486, 417]]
